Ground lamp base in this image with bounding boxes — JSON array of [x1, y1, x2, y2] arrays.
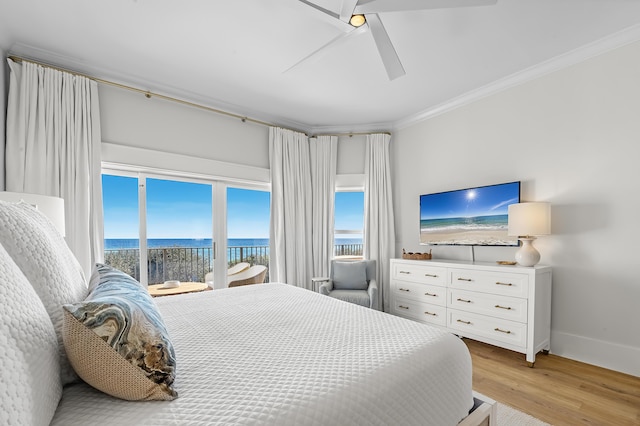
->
[[515, 237, 540, 267]]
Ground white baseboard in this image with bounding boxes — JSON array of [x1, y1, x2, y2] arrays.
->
[[551, 330, 640, 377]]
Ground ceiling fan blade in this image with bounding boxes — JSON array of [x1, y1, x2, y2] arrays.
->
[[284, 25, 369, 74], [366, 13, 405, 80], [355, 0, 497, 14], [339, 0, 360, 21], [299, 0, 339, 19], [298, 0, 353, 32]]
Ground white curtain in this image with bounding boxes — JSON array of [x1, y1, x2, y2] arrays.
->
[[269, 127, 313, 288], [5, 58, 104, 277], [310, 135, 337, 279], [363, 133, 396, 311]]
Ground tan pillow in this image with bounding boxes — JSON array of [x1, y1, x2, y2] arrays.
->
[[62, 264, 177, 401]]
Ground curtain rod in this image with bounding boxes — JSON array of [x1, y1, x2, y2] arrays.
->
[[7, 55, 287, 132], [313, 131, 391, 137], [8, 55, 390, 138]]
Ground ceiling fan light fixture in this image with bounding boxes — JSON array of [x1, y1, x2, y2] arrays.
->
[[349, 14, 366, 27]]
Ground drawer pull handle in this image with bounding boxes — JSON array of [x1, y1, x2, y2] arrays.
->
[[495, 305, 512, 310], [425, 292, 437, 297], [398, 305, 410, 310], [457, 278, 472, 282], [457, 319, 472, 325], [457, 298, 472, 303], [399, 288, 410, 292], [495, 282, 513, 286], [399, 271, 411, 275], [424, 311, 437, 316], [425, 273, 438, 278], [494, 327, 512, 334]]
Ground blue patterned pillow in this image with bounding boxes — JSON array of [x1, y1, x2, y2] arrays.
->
[[62, 264, 177, 401]]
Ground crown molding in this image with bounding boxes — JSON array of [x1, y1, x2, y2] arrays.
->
[[9, 21, 640, 136], [393, 23, 640, 131]]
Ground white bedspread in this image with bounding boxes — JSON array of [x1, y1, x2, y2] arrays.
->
[[52, 283, 473, 425]]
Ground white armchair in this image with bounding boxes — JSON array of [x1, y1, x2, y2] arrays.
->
[[315, 260, 378, 310]]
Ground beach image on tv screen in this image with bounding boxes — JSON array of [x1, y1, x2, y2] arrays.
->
[[420, 182, 520, 246]]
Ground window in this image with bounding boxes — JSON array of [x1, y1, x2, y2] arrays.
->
[[103, 174, 140, 279], [227, 186, 271, 281], [102, 169, 270, 286], [334, 191, 364, 257], [146, 177, 213, 284]]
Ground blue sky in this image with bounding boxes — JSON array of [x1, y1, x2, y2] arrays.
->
[[103, 175, 364, 239], [420, 182, 520, 220]]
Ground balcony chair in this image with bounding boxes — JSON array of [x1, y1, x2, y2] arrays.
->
[[204, 262, 250, 284], [227, 265, 268, 288], [315, 260, 378, 310]]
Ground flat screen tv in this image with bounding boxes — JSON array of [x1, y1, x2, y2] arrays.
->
[[420, 181, 521, 246]]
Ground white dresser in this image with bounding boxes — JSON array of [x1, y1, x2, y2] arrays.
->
[[390, 258, 552, 366]]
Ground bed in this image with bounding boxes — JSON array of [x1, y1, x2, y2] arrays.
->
[[0, 199, 495, 426]]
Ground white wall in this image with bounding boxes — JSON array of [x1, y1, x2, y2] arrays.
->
[[99, 84, 366, 182], [99, 84, 271, 182], [392, 41, 640, 376]]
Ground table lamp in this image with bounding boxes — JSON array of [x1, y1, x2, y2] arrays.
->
[[0, 191, 66, 236], [507, 202, 550, 267]]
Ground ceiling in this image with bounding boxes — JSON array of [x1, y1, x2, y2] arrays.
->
[[2, 0, 640, 134]]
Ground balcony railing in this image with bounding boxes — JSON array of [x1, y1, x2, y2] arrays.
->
[[104, 243, 362, 284], [334, 243, 363, 257]]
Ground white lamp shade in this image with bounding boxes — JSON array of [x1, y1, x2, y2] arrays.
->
[[508, 202, 550, 237], [0, 191, 66, 236]]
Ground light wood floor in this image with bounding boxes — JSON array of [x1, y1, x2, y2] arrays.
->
[[464, 339, 640, 425]]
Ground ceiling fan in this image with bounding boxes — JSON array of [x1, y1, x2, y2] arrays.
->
[[288, 0, 498, 80]]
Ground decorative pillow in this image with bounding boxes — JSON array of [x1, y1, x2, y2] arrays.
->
[[62, 263, 177, 401], [0, 200, 87, 385], [332, 261, 368, 290], [0, 241, 61, 426]]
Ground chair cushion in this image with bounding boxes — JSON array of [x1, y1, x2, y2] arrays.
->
[[62, 264, 177, 401], [0, 200, 88, 385], [328, 289, 371, 308], [332, 261, 368, 290], [0, 241, 61, 426]]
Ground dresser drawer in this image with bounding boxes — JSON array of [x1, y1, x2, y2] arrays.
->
[[392, 297, 447, 327], [393, 281, 446, 306], [392, 263, 446, 286], [448, 289, 528, 323], [449, 269, 529, 298], [448, 309, 527, 348]]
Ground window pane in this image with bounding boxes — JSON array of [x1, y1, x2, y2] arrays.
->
[[334, 191, 364, 257], [146, 178, 213, 284], [103, 174, 140, 279], [227, 187, 270, 281]]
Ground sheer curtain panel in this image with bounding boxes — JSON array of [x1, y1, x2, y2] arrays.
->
[[363, 133, 396, 311], [310, 135, 337, 279], [269, 127, 313, 288], [5, 58, 104, 277]]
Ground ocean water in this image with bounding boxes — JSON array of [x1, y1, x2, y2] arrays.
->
[[419, 214, 518, 246], [420, 214, 509, 233], [105, 238, 362, 250]]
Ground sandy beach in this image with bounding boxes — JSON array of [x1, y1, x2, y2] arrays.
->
[[420, 229, 518, 246]]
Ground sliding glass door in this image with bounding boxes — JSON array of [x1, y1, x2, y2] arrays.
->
[[226, 186, 270, 281], [102, 170, 270, 287], [145, 177, 213, 284], [102, 174, 141, 279]]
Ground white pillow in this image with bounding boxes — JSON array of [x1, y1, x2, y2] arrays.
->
[[0, 200, 88, 384], [0, 241, 62, 426]]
